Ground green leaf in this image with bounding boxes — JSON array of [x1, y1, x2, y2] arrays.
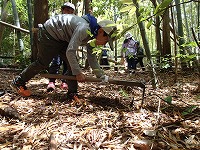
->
[[164, 96, 172, 104], [120, 5, 133, 13], [120, 0, 133, 4], [146, 19, 153, 29], [88, 39, 96, 47], [86, 29, 93, 37], [181, 41, 197, 47], [182, 105, 198, 116], [139, 7, 145, 14], [137, 15, 144, 23], [129, 7, 136, 16], [154, 0, 173, 16], [119, 88, 128, 97]]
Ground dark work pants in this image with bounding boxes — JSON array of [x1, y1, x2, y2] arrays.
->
[[136, 57, 145, 69], [126, 57, 137, 70], [19, 28, 78, 94], [48, 55, 68, 83]]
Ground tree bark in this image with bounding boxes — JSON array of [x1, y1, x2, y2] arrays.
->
[[133, 0, 158, 89], [11, 0, 24, 52], [175, 0, 188, 70], [162, 4, 172, 69], [150, 0, 162, 64], [0, 0, 9, 48], [32, 0, 49, 62]]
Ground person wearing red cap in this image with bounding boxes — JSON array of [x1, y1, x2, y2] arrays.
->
[[47, 2, 76, 92], [11, 13, 117, 100]]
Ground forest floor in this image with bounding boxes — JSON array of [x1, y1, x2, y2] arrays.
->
[[0, 68, 199, 150]]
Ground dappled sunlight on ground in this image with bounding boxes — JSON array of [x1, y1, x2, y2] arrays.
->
[[0, 69, 199, 149]]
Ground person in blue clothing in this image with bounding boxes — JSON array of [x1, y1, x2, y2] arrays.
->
[[47, 2, 76, 92], [100, 45, 110, 69]]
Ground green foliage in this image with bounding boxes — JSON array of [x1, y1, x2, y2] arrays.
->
[[182, 105, 198, 116], [120, 0, 132, 5], [0, 0, 32, 68], [119, 88, 128, 97], [159, 56, 171, 69], [15, 54, 31, 69], [176, 54, 197, 62], [181, 41, 197, 48], [92, 45, 104, 56], [146, 19, 153, 29], [164, 96, 172, 104], [91, 0, 123, 19], [88, 39, 96, 47], [154, 0, 173, 16]]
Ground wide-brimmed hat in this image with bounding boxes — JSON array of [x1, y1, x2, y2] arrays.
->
[[124, 32, 133, 39], [61, 2, 75, 10], [98, 20, 117, 51]]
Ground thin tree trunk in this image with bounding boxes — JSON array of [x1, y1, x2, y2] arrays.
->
[[150, 0, 162, 63], [170, 5, 178, 82], [174, 0, 188, 70], [133, 0, 158, 89], [162, 4, 171, 69], [27, 0, 33, 54], [198, 2, 200, 40], [0, 0, 9, 48], [83, 0, 92, 69], [182, 0, 190, 41], [11, 0, 24, 52]]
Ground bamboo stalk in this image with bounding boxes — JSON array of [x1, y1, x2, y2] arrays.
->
[[0, 20, 29, 34]]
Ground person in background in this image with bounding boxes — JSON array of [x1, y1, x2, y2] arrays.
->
[[121, 32, 137, 73], [47, 2, 76, 92], [99, 45, 110, 69], [11, 13, 117, 100], [135, 41, 145, 71]]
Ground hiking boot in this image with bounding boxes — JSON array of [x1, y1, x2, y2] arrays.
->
[[60, 82, 68, 90], [47, 82, 55, 92], [10, 77, 31, 97]]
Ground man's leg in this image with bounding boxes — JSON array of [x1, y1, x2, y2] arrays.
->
[[59, 42, 78, 99], [138, 58, 145, 71], [126, 57, 132, 72], [11, 29, 64, 96]]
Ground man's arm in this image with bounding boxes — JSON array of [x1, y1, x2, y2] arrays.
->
[[86, 44, 104, 78]]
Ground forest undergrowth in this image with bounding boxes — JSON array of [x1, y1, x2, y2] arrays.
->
[[0, 68, 199, 150]]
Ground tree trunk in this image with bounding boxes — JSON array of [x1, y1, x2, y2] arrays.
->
[[32, 0, 49, 62], [170, 5, 178, 82], [27, 0, 33, 55], [174, 0, 188, 70], [197, 1, 200, 40], [11, 0, 24, 53], [0, 0, 9, 48], [162, 5, 172, 69], [133, 0, 158, 89], [83, 0, 92, 69], [150, 0, 162, 64]]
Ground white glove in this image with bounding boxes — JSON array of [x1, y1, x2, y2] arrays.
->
[[100, 75, 109, 83]]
